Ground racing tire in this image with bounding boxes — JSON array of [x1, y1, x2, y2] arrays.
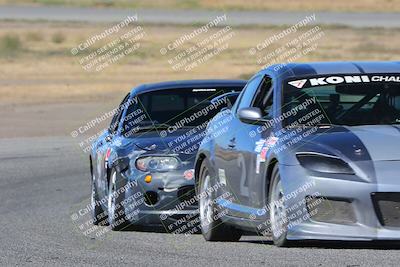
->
[[268, 164, 292, 247], [107, 168, 130, 231], [91, 173, 109, 226], [198, 160, 242, 242]]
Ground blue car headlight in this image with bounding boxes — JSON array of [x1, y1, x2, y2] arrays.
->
[[135, 156, 180, 172], [296, 152, 355, 175]]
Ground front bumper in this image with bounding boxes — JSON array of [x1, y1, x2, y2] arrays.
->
[[120, 169, 199, 231], [280, 161, 400, 241]]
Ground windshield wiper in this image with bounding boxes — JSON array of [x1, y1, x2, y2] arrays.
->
[[130, 124, 170, 132], [315, 123, 336, 127]]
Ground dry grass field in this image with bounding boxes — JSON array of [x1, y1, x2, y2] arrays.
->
[[1, 0, 399, 13], [0, 21, 399, 137], [1, 21, 399, 105]]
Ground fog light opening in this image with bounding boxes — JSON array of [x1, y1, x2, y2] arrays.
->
[[305, 196, 356, 224], [144, 191, 159, 206]]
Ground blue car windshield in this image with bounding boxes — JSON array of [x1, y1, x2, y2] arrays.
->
[[283, 75, 400, 127], [121, 87, 240, 136]]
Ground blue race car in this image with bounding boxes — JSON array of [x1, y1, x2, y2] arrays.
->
[[90, 79, 246, 231], [194, 61, 400, 246]]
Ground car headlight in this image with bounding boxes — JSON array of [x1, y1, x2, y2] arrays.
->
[[296, 153, 355, 175], [135, 156, 179, 172]]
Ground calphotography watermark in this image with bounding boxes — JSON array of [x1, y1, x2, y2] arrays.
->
[[248, 14, 324, 70], [156, 93, 234, 154], [159, 180, 235, 238], [70, 97, 141, 154], [247, 180, 332, 239], [160, 14, 235, 71], [261, 26, 325, 70], [71, 14, 146, 72], [250, 14, 316, 54], [160, 14, 227, 54], [70, 180, 143, 239], [161, 95, 229, 136]]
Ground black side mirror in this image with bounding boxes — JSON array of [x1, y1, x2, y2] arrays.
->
[[238, 107, 266, 124]]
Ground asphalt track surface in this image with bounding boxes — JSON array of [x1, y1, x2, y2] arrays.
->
[[1, 136, 400, 266], [1, 5, 400, 28]]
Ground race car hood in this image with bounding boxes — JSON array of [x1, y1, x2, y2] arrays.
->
[[116, 127, 205, 155], [344, 125, 400, 161], [281, 125, 400, 164], [133, 128, 204, 154]]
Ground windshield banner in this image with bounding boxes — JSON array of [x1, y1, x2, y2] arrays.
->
[[287, 74, 400, 88]]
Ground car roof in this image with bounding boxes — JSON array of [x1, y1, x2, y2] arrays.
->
[[130, 79, 247, 95], [265, 61, 400, 80]]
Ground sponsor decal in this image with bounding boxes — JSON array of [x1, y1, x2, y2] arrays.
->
[[218, 169, 227, 186], [256, 154, 261, 174], [309, 75, 370, 86], [255, 137, 278, 174], [371, 76, 400, 82], [104, 148, 112, 168], [105, 148, 111, 162], [260, 147, 268, 161], [260, 137, 279, 161], [254, 139, 266, 153], [288, 79, 307, 89], [192, 88, 217, 92], [288, 75, 400, 88]]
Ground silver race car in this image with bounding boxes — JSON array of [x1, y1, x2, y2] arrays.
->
[[195, 61, 400, 246]]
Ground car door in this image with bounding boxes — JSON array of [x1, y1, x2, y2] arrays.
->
[[216, 75, 264, 216], [95, 93, 130, 200], [226, 75, 275, 216], [241, 76, 275, 210]]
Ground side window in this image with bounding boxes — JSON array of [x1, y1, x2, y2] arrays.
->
[[236, 75, 264, 111], [109, 93, 130, 134], [252, 76, 274, 118], [121, 95, 149, 137]]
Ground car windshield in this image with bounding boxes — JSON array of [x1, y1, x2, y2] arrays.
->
[[121, 87, 241, 137], [283, 75, 400, 127]]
